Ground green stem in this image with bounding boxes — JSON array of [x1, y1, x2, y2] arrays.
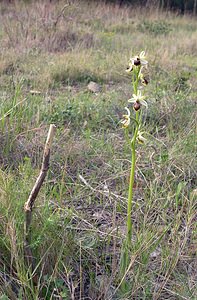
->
[[126, 110, 139, 246], [126, 67, 140, 246], [126, 144, 135, 244], [120, 66, 141, 289]]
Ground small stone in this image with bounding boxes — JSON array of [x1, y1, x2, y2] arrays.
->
[[30, 90, 41, 95], [150, 247, 161, 258], [87, 81, 101, 93]]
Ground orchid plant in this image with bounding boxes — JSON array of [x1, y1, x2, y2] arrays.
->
[[120, 51, 149, 288]]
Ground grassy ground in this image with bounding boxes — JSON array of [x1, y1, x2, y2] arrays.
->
[[0, 1, 196, 299]]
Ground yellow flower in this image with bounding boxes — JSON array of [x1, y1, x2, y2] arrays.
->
[[121, 107, 131, 128]]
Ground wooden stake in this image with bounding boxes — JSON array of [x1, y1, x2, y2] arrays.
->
[[24, 124, 56, 277]]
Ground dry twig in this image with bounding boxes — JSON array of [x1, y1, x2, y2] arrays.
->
[[24, 124, 56, 277]]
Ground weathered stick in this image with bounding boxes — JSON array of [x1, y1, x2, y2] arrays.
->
[[53, 2, 70, 28], [24, 124, 56, 276]]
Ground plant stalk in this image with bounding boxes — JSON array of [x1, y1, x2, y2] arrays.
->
[[126, 110, 139, 246]]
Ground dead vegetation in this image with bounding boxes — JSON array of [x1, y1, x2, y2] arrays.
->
[[0, 1, 196, 299]]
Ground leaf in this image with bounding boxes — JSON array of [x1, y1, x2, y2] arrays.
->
[[175, 182, 187, 207], [0, 295, 10, 300]]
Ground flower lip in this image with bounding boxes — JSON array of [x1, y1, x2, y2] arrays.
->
[[142, 77, 148, 85], [133, 101, 141, 111], [128, 91, 147, 109], [129, 51, 148, 68], [133, 58, 141, 66]]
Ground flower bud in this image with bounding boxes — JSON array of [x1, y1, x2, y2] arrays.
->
[[137, 132, 147, 144], [142, 77, 149, 85], [137, 135, 146, 144]]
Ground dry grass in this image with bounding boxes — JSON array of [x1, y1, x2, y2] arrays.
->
[[0, 1, 196, 299]]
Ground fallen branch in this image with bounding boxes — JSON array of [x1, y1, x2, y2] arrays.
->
[[0, 98, 27, 121], [24, 124, 56, 278], [53, 2, 70, 28]]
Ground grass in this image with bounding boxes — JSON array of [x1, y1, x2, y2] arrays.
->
[[0, 0, 196, 299]]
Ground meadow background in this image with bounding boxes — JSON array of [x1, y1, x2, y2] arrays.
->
[[0, 0, 196, 299]]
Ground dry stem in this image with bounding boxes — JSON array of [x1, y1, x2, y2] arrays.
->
[[24, 124, 56, 277]]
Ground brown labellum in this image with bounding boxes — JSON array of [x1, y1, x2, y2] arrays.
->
[[142, 77, 149, 85], [133, 101, 141, 111], [134, 58, 141, 66]]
